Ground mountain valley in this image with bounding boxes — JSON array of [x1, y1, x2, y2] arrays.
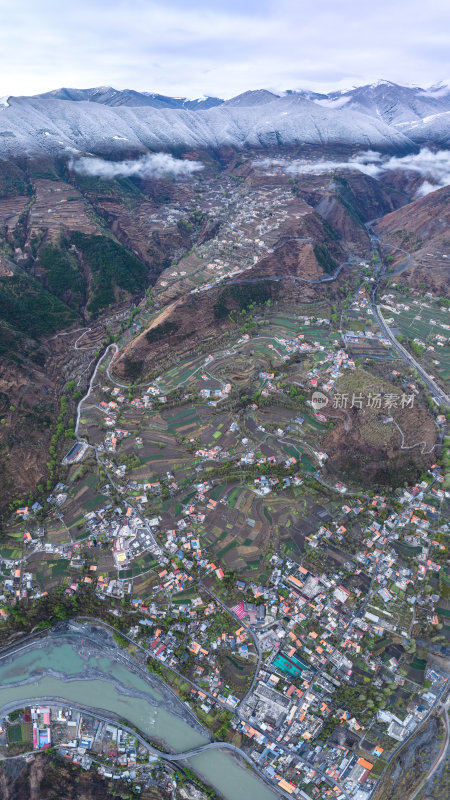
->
[[0, 78, 448, 800], [0, 134, 447, 506]]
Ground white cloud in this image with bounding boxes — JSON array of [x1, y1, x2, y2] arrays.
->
[[380, 149, 450, 190], [69, 152, 203, 179], [253, 148, 450, 195], [416, 180, 438, 196]]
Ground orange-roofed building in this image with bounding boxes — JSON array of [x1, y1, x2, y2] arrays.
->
[[278, 779, 296, 794]]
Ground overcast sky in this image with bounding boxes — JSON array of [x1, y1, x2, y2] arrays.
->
[[1, 0, 449, 98]]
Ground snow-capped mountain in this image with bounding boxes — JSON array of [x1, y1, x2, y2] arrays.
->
[[398, 111, 450, 147], [223, 89, 281, 107], [314, 80, 450, 145], [32, 86, 224, 110], [0, 92, 415, 158], [0, 81, 448, 159], [312, 79, 450, 125]]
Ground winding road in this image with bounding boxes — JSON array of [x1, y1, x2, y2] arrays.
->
[[63, 230, 447, 800], [361, 229, 449, 408], [68, 617, 349, 798], [75, 343, 119, 437]]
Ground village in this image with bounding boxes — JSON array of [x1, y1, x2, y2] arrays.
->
[[0, 447, 448, 799], [0, 704, 206, 799], [0, 276, 448, 800], [146, 177, 313, 304]]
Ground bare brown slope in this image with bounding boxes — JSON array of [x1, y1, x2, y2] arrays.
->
[[374, 185, 450, 238], [0, 753, 171, 800], [113, 251, 346, 382], [323, 369, 436, 486], [373, 185, 450, 295]]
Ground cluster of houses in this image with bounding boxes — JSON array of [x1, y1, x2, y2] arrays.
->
[[1, 705, 178, 790], [72, 459, 446, 800], [187, 185, 295, 294], [0, 705, 213, 798], [230, 659, 446, 800], [308, 347, 356, 395], [209, 470, 448, 797], [1, 268, 448, 800], [1, 472, 448, 800], [135, 591, 252, 703]]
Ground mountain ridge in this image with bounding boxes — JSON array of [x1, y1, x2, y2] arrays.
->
[[31, 86, 224, 110], [0, 80, 448, 157], [0, 92, 419, 159]]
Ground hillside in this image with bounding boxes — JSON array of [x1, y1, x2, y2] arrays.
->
[[0, 136, 445, 508], [374, 185, 450, 294], [320, 79, 450, 125], [0, 94, 415, 159]]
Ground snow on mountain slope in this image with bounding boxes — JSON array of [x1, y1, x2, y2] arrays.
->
[[287, 89, 329, 103], [416, 80, 450, 102], [399, 111, 450, 147], [32, 86, 224, 110], [0, 94, 416, 158], [322, 80, 450, 125], [223, 89, 281, 107]]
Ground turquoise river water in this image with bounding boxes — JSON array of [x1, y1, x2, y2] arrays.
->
[[0, 630, 278, 800]]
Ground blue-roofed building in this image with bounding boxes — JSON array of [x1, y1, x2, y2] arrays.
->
[[272, 651, 311, 677]]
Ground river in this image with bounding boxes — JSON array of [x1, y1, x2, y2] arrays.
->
[[0, 626, 279, 800]]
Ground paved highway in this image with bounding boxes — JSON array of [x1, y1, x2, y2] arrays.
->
[[374, 305, 449, 407], [67, 235, 447, 800], [406, 702, 449, 800], [365, 230, 449, 407], [0, 689, 293, 800], [367, 685, 450, 800]]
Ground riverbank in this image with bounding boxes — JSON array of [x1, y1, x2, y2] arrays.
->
[[0, 625, 281, 800]]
